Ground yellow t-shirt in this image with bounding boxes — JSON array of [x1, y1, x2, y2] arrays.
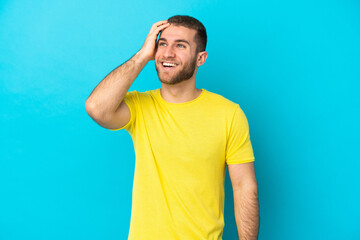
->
[[111, 88, 255, 240]]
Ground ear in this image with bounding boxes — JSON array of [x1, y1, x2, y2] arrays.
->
[[196, 51, 208, 67]]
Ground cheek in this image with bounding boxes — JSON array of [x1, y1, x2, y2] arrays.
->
[[154, 50, 162, 61], [154, 54, 160, 65]]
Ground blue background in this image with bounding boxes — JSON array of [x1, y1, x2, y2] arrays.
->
[[1, 0, 359, 239]]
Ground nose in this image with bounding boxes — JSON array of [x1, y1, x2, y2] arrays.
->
[[163, 45, 176, 58]]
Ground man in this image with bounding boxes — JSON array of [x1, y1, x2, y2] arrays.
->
[[85, 15, 259, 240]]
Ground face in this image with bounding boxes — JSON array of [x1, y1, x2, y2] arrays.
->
[[155, 25, 199, 85]]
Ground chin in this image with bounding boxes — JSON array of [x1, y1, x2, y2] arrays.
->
[[159, 78, 177, 85], [159, 77, 189, 86], [158, 73, 175, 84]]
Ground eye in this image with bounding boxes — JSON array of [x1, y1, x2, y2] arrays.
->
[[177, 44, 185, 48], [158, 42, 167, 47]]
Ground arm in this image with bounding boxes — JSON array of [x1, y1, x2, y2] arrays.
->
[[85, 20, 170, 129], [228, 162, 259, 240]]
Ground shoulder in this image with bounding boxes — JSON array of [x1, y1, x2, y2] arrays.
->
[[204, 90, 240, 111], [125, 89, 158, 101], [203, 90, 250, 124]]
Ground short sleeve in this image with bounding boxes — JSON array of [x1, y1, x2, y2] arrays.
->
[[225, 105, 255, 165], [109, 90, 137, 133]]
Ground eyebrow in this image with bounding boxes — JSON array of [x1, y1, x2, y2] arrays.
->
[[158, 38, 190, 46]]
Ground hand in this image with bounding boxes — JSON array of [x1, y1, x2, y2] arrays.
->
[[139, 20, 170, 62]]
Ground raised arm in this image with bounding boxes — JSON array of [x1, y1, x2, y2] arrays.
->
[[85, 20, 170, 129], [228, 162, 259, 240]]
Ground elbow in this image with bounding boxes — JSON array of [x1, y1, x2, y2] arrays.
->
[[85, 99, 96, 116], [233, 181, 258, 196], [85, 99, 104, 120], [245, 184, 258, 197], [85, 99, 114, 125]]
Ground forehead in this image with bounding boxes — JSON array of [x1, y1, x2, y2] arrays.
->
[[159, 25, 197, 43]]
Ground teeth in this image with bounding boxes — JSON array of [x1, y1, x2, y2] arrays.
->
[[162, 62, 176, 67]]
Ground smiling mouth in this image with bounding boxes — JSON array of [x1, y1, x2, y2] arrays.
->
[[161, 61, 179, 69]]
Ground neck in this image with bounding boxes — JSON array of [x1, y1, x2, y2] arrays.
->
[[160, 80, 202, 103]]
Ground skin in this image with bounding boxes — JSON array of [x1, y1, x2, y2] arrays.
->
[[85, 20, 259, 239], [155, 26, 198, 85], [154, 26, 259, 238], [229, 162, 259, 240], [154, 24, 208, 103], [85, 20, 171, 129]]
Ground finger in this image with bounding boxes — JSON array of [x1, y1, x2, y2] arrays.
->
[[150, 20, 168, 31], [150, 22, 170, 36], [154, 20, 168, 28]]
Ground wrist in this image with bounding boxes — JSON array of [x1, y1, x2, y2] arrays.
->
[[135, 49, 152, 65]]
